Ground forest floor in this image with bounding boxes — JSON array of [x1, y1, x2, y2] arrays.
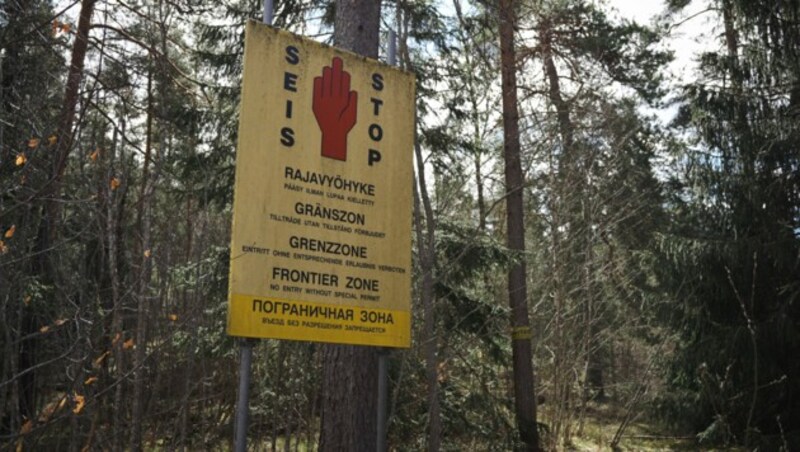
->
[[216, 404, 744, 451], [568, 404, 741, 451]]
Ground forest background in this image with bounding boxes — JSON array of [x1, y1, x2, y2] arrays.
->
[[1, 0, 798, 450]]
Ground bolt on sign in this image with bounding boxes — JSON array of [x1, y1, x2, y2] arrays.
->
[[227, 21, 415, 348]]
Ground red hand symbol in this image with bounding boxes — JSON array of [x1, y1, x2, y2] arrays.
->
[[313, 57, 358, 161]]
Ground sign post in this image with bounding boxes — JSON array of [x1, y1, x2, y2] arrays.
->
[[233, 338, 253, 452], [228, 12, 415, 452], [232, 5, 273, 452], [376, 29, 398, 452]]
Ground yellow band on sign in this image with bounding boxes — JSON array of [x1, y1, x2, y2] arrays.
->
[[228, 294, 410, 347], [511, 326, 532, 340], [226, 22, 415, 347]]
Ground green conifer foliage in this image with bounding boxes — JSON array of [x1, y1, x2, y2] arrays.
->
[[657, 0, 800, 447]]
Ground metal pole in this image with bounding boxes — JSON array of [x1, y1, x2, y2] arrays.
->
[[263, 0, 274, 26], [234, 339, 254, 452], [376, 30, 397, 452], [233, 5, 272, 452]]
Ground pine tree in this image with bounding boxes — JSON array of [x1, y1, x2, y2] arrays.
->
[[657, 0, 800, 447]]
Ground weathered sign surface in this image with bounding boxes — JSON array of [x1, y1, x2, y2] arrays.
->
[[227, 22, 415, 348]]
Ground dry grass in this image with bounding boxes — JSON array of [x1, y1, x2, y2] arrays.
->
[[562, 403, 744, 452]]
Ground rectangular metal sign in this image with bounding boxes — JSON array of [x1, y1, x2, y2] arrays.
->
[[227, 22, 415, 348]]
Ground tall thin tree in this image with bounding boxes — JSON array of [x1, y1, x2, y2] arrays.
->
[[498, 0, 541, 449]]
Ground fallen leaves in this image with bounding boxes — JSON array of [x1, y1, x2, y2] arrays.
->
[[84, 376, 98, 385], [14, 394, 73, 450], [17, 419, 33, 452], [122, 338, 135, 349], [93, 351, 110, 368], [27, 138, 40, 148], [168, 314, 178, 322], [5, 225, 16, 238], [0, 240, 7, 255], [20, 419, 33, 435], [89, 149, 99, 161], [15, 153, 27, 166], [72, 393, 85, 414], [38, 396, 67, 423], [39, 319, 68, 333], [110, 177, 121, 190]]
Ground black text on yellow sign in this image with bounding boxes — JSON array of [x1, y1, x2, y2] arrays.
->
[[229, 294, 411, 347], [227, 22, 415, 348]]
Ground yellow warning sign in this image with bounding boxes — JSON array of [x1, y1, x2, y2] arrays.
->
[[227, 22, 415, 348]]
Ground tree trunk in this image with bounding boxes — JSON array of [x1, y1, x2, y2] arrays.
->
[[318, 3, 382, 449], [319, 346, 380, 451], [396, 7, 443, 448], [413, 144, 441, 452], [541, 19, 583, 447], [15, 0, 97, 434], [107, 122, 126, 452], [47, 0, 97, 239], [498, 0, 541, 450], [130, 67, 153, 452]]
